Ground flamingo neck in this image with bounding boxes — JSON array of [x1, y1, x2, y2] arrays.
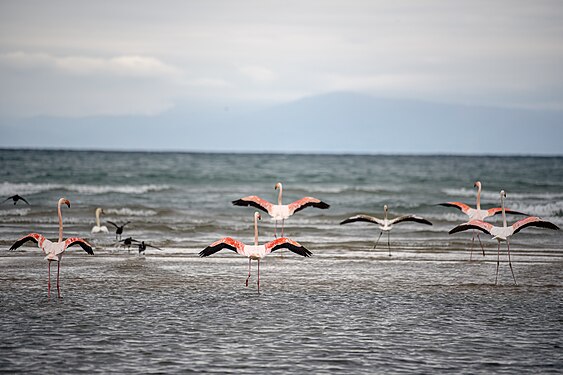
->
[[277, 184, 283, 205], [254, 216, 259, 246], [95, 209, 101, 226], [501, 196, 507, 228], [58, 200, 64, 242], [476, 184, 481, 210]]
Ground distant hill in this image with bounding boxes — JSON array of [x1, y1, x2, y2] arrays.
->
[[1, 92, 562, 155]]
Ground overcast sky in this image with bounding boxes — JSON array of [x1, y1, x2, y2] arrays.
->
[[1, 1, 562, 153]]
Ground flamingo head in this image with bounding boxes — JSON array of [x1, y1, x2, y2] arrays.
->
[[59, 197, 71, 208], [96, 207, 104, 215], [254, 212, 262, 221], [274, 182, 282, 190], [500, 190, 506, 198], [474, 181, 481, 189], [383, 204, 388, 213]]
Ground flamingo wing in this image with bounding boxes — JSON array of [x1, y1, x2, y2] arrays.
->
[[512, 217, 560, 234], [122, 221, 131, 228], [390, 215, 433, 226], [438, 202, 472, 215], [9, 233, 47, 251], [340, 214, 384, 226], [449, 220, 493, 235], [64, 237, 94, 255], [232, 196, 273, 214], [199, 237, 245, 257], [265, 237, 312, 257], [288, 197, 330, 215], [486, 207, 528, 217]]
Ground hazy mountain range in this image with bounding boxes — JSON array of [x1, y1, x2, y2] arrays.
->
[[1, 92, 562, 155]]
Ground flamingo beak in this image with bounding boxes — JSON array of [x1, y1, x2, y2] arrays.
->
[[64, 199, 71, 208]]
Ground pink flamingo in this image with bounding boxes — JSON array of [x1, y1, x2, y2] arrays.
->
[[232, 182, 329, 237], [199, 212, 311, 293], [449, 190, 559, 284], [440, 181, 526, 259], [9, 198, 94, 298]]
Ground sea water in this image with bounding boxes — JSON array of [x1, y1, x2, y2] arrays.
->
[[0, 150, 561, 373]]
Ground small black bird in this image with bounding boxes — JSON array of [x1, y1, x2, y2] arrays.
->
[[107, 221, 131, 240], [138, 241, 162, 254], [3, 195, 30, 205], [117, 237, 140, 253]]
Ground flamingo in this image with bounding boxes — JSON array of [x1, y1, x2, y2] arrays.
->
[[340, 205, 432, 256], [199, 212, 311, 293], [232, 182, 329, 237], [439, 181, 526, 259], [2, 194, 30, 205], [107, 220, 130, 240], [449, 190, 559, 285], [91, 207, 109, 233], [9, 198, 94, 298]]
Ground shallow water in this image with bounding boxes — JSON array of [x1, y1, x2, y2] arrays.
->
[[0, 150, 562, 373], [1, 252, 562, 374]]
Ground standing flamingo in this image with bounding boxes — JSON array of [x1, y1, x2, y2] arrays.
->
[[9, 198, 94, 298], [232, 182, 329, 237], [199, 212, 311, 293], [340, 205, 432, 256], [449, 190, 559, 284], [439, 181, 526, 259], [91, 207, 109, 233]]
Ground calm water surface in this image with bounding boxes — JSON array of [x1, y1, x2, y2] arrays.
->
[[0, 150, 562, 373]]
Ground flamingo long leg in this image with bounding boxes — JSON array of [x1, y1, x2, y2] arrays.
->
[[495, 241, 500, 285], [48, 261, 51, 298], [373, 232, 383, 249], [274, 221, 278, 238], [477, 234, 485, 257], [245, 258, 251, 287], [387, 232, 391, 256], [281, 219, 285, 237], [57, 261, 61, 298], [257, 259, 260, 294], [507, 239, 517, 285], [470, 231, 475, 260]]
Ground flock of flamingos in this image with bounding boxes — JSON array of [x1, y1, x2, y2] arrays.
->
[[5, 181, 560, 296]]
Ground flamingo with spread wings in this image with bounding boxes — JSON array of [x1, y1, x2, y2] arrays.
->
[[232, 182, 329, 237], [9, 198, 94, 298], [340, 205, 432, 256], [439, 181, 527, 259], [449, 190, 559, 284], [199, 212, 311, 293]]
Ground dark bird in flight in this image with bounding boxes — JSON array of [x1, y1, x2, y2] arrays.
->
[[138, 241, 162, 254], [107, 221, 131, 240], [3, 195, 30, 205]]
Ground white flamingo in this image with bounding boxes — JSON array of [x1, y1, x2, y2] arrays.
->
[[199, 212, 311, 293], [340, 205, 432, 256], [9, 198, 94, 298], [232, 182, 329, 237], [449, 190, 559, 285], [91, 207, 109, 233], [439, 181, 526, 259]]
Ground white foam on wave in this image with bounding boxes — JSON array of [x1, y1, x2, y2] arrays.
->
[[442, 188, 563, 201], [0, 208, 31, 216], [0, 182, 170, 196], [105, 208, 158, 216]]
